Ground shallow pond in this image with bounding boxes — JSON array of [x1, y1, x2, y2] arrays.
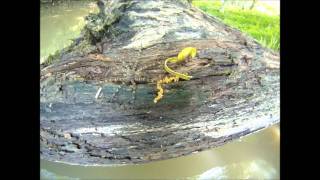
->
[[40, 1, 279, 179], [40, 0, 98, 63]]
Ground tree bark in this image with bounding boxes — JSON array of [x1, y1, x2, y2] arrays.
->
[[40, 0, 279, 165]]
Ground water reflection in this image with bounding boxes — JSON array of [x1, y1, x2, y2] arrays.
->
[[198, 159, 277, 179]]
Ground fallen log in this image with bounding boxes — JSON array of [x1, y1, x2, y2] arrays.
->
[[40, 0, 279, 165]]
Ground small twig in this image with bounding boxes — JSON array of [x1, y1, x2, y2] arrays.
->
[[95, 87, 102, 99]]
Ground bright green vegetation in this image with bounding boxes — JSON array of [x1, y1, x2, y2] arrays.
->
[[192, 0, 280, 51]]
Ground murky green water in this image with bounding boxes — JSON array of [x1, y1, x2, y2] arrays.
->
[[40, 1, 279, 179], [40, 0, 98, 63]]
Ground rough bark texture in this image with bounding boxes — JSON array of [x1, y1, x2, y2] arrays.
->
[[40, 0, 279, 166]]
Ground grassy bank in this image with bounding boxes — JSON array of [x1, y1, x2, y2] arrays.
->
[[192, 0, 279, 51]]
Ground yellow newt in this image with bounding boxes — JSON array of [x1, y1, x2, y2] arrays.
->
[[154, 47, 197, 103]]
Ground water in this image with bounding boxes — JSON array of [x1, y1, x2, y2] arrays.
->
[[40, 1, 279, 179], [40, 0, 98, 63]]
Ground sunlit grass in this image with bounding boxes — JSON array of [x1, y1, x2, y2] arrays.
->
[[192, 0, 279, 51]]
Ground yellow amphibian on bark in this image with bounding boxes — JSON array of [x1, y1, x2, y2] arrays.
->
[[154, 47, 197, 103]]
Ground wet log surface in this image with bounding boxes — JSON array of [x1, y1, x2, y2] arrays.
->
[[40, 0, 279, 166]]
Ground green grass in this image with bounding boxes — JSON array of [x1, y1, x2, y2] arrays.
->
[[192, 0, 279, 51]]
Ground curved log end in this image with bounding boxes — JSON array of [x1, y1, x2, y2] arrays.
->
[[40, 39, 279, 166]]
